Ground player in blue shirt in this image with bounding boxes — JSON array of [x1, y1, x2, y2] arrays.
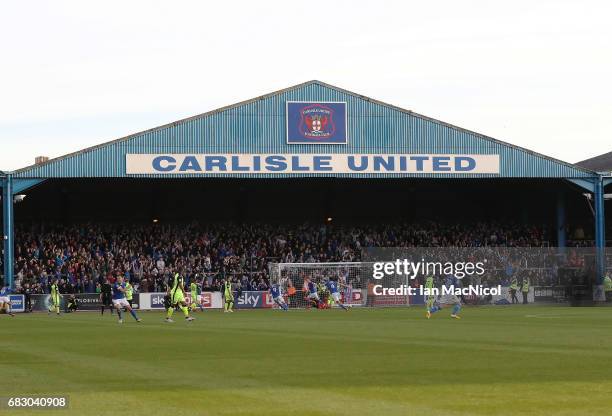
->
[[269, 284, 288, 311], [305, 278, 321, 308], [325, 279, 350, 311], [112, 276, 142, 324], [428, 274, 461, 319], [0, 287, 15, 317]]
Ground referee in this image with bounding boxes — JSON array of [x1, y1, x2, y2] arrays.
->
[[100, 277, 113, 315]]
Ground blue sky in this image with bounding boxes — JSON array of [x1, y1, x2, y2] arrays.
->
[[1, 0, 610, 170]]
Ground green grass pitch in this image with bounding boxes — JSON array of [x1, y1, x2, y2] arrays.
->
[[2, 306, 612, 416]]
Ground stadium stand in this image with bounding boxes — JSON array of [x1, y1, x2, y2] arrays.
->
[[1, 81, 610, 293], [8, 220, 591, 294]]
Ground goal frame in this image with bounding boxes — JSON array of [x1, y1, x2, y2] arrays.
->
[[269, 261, 413, 308]]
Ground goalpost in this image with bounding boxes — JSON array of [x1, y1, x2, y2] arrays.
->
[[269, 262, 414, 309]]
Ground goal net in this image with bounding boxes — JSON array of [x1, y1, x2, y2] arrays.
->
[[269, 262, 414, 309]]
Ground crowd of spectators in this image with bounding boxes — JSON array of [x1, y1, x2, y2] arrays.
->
[[2, 220, 595, 293]]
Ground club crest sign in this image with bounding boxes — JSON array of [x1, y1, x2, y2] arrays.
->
[[300, 104, 334, 138], [287, 101, 347, 144]]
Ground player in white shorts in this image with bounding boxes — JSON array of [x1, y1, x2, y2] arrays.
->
[[438, 293, 461, 305], [325, 279, 349, 310], [0, 286, 15, 317], [269, 284, 288, 311], [428, 274, 462, 319], [305, 279, 321, 308], [112, 297, 130, 308], [111, 276, 142, 323]]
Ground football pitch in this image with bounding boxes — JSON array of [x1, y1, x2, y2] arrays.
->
[[2, 306, 612, 416]]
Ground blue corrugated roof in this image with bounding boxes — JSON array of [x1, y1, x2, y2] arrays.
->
[[10, 80, 597, 179]]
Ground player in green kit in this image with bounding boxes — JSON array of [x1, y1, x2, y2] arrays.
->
[[223, 279, 234, 313], [425, 275, 435, 319], [189, 279, 202, 312], [125, 278, 134, 307], [165, 272, 195, 323], [48, 279, 61, 315]]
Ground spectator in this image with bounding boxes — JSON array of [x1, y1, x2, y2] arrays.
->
[[11, 221, 563, 292]]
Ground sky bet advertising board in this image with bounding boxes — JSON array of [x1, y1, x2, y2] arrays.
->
[[235, 291, 275, 309]]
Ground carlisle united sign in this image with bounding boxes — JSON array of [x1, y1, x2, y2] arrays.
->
[[286, 101, 347, 144], [126, 154, 500, 174]]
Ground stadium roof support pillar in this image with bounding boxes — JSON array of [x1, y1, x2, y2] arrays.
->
[[556, 191, 566, 253], [2, 175, 14, 288], [0, 177, 43, 288], [594, 178, 605, 284], [567, 177, 606, 283]]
